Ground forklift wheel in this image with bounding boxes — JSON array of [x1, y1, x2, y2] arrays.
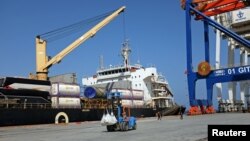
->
[[132, 123, 137, 130], [123, 122, 129, 131], [119, 123, 124, 131], [107, 125, 115, 132]]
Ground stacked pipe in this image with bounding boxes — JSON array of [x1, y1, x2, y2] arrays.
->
[[50, 83, 81, 109], [83, 86, 144, 108]]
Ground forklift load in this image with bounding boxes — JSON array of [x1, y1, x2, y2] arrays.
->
[[100, 92, 137, 132], [100, 109, 117, 126]]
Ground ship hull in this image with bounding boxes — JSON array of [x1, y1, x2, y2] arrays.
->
[[0, 108, 101, 126], [0, 107, 181, 126]]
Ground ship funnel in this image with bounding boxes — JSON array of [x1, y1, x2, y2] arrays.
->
[[84, 86, 106, 98]]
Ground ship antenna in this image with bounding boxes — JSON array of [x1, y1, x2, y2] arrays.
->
[[121, 40, 131, 68]]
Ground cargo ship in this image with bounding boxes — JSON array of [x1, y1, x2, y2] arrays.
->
[[0, 6, 123, 126], [0, 7, 184, 126], [0, 76, 98, 126], [0, 41, 183, 126], [82, 41, 184, 117]]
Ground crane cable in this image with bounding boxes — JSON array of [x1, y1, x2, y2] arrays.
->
[[38, 9, 116, 42], [122, 10, 127, 41]]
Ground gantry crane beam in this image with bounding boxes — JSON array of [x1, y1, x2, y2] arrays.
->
[[197, 0, 249, 19], [181, 0, 250, 19]]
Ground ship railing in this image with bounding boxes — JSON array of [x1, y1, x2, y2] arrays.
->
[[157, 73, 167, 82], [0, 102, 52, 109], [20, 103, 51, 109], [51, 105, 82, 109], [0, 94, 52, 109], [81, 98, 108, 109]]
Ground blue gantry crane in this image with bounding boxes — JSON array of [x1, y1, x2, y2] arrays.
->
[[182, 0, 250, 115]]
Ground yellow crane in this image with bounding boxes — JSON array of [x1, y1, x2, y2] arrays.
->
[[30, 6, 125, 80]]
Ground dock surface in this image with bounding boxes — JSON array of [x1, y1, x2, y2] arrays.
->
[[0, 113, 249, 141]]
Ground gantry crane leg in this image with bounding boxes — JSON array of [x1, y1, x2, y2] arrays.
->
[[184, 0, 250, 115]]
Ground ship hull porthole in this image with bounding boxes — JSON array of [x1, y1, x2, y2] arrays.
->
[[55, 112, 69, 124]]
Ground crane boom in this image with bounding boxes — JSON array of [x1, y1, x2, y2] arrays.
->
[[33, 6, 125, 80]]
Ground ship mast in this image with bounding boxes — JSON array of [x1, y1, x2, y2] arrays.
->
[[99, 55, 104, 70], [121, 40, 131, 68]]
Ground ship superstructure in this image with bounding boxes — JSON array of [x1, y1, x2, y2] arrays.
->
[[82, 41, 175, 109]]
